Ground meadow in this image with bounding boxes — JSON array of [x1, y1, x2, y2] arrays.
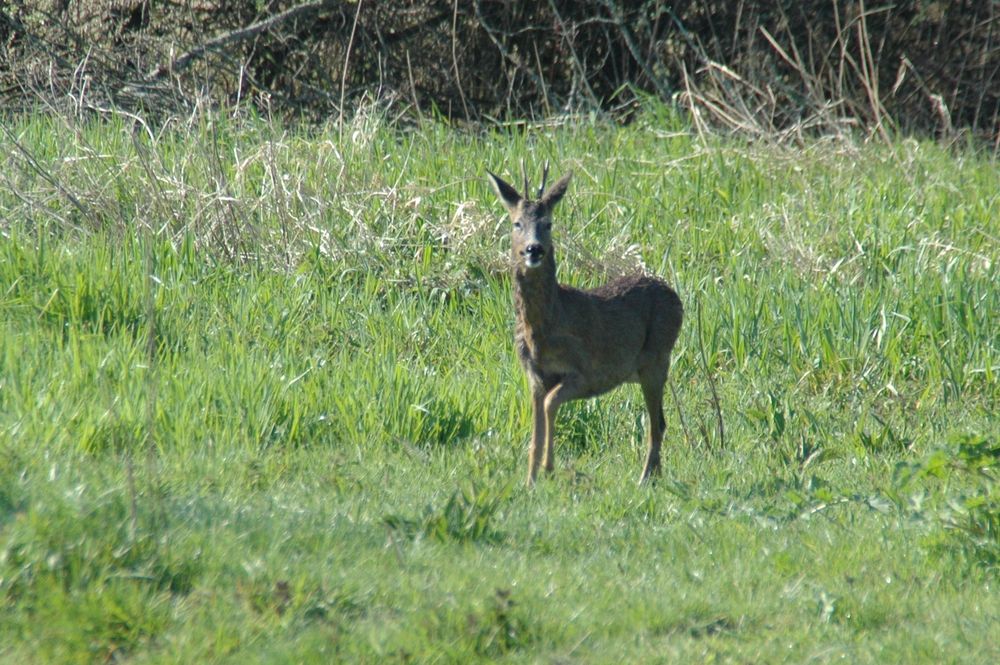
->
[[0, 105, 997, 663]]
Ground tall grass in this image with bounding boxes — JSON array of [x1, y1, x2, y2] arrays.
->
[[0, 105, 997, 663]]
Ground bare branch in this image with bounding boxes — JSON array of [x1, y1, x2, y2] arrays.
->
[[145, 0, 333, 80]]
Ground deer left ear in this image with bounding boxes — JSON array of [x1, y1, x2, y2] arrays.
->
[[486, 171, 523, 213], [541, 172, 572, 209]]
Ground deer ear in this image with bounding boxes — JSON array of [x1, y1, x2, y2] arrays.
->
[[541, 171, 572, 209], [486, 171, 522, 213]]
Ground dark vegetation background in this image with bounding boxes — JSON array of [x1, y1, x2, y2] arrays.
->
[[2, 1, 998, 141]]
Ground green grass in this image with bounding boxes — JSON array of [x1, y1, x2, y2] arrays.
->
[[1, 105, 998, 663]]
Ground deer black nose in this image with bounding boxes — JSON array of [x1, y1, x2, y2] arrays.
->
[[523, 244, 545, 261]]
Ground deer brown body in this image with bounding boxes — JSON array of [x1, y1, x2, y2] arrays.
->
[[487, 167, 683, 485]]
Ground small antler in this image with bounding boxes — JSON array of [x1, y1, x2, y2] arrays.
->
[[520, 159, 529, 199], [537, 160, 550, 199]]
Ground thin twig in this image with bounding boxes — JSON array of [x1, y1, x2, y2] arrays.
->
[[0, 123, 97, 230], [125, 455, 139, 542], [451, 0, 470, 119], [339, 0, 364, 139], [696, 299, 724, 450], [597, 0, 670, 100], [146, 0, 332, 80], [855, 0, 892, 143], [668, 375, 694, 449], [405, 49, 424, 122], [546, 0, 602, 110], [472, 0, 551, 109], [533, 41, 552, 116]]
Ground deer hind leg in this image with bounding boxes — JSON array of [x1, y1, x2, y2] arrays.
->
[[541, 376, 583, 474], [639, 364, 669, 483]]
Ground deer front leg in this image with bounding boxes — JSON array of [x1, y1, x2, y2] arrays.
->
[[527, 389, 546, 486], [542, 376, 583, 474]]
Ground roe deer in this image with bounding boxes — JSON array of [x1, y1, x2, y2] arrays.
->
[[487, 165, 683, 485]]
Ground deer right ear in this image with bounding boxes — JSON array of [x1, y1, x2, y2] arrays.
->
[[486, 171, 522, 213], [540, 171, 572, 210]]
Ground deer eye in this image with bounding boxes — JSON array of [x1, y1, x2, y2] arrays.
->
[[513, 222, 522, 230]]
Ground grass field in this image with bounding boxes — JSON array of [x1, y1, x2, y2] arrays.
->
[[1, 106, 998, 663]]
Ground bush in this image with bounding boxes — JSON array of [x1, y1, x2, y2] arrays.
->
[[2, 2, 997, 137]]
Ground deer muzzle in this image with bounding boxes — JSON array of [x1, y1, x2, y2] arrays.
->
[[522, 243, 546, 267]]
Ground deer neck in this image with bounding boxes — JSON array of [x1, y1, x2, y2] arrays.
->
[[513, 253, 559, 333]]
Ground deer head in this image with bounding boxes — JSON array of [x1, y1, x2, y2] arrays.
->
[[487, 166, 572, 271]]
